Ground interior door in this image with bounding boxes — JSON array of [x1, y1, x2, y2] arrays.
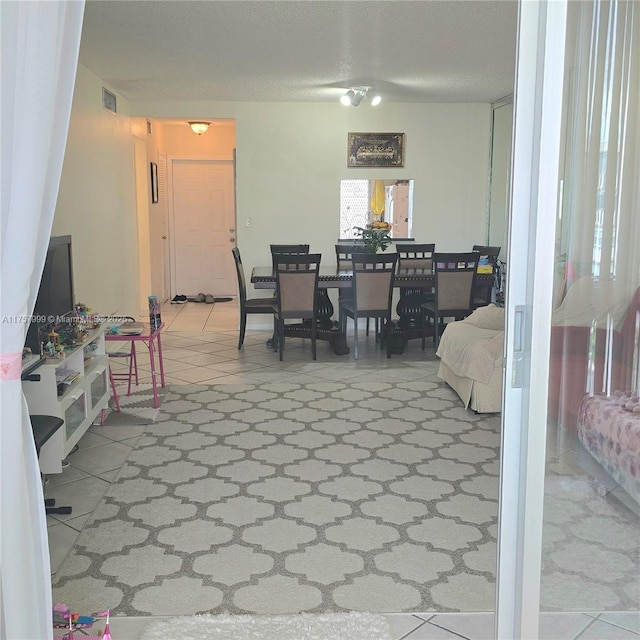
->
[[170, 159, 236, 297]]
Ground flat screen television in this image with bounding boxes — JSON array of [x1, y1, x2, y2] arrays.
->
[[24, 235, 75, 354]]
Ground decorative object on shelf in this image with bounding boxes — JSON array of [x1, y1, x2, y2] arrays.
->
[[353, 223, 392, 253], [188, 121, 210, 135], [348, 132, 405, 167], [148, 295, 162, 330]]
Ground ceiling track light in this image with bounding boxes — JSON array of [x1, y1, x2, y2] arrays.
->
[[188, 121, 210, 135], [339, 87, 381, 107]]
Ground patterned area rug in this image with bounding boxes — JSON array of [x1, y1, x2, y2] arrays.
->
[[53, 378, 501, 616], [52, 379, 639, 617]]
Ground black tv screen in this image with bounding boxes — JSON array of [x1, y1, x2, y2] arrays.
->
[[24, 236, 75, 353]]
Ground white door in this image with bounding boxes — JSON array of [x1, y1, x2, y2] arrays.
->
[[170, 160, 236, 297]]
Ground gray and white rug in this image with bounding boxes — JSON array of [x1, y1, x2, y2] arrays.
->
[[53, 378, 501, 616], [51, 379, 638, 617]]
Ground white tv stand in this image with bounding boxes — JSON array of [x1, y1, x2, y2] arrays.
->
[[22, 325, 110, 474]]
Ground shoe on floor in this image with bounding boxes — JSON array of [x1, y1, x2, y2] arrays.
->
[[194, 293, 206, 302], [205, 294, 215, 304], [171, 295, 188, 304]]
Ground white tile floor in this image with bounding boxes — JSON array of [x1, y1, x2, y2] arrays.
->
[[46, 300, 639, 639]]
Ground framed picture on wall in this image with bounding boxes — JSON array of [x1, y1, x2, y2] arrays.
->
[[347, 132, 405, 167], [150, 162, 158, 203]]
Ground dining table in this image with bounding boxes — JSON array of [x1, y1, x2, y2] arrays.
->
[[251, 265, 494, 354]]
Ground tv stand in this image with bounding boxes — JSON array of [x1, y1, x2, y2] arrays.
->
[[22, 325, 110, 474]]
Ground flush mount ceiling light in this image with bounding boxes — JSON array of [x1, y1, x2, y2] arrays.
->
[[188, 121, 210, 135]]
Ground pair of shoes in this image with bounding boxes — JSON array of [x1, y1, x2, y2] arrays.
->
[[205, 294, 215, 304], [171, 295, 188, 304], [189, 292, 206, 303]]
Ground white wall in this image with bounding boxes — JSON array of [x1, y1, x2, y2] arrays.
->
[[54, 67, 492, 317], [53, 65, 139, 317]]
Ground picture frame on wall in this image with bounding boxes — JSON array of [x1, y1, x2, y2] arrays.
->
[[150, 162, 158, 203], [347, 132, 405, 168]]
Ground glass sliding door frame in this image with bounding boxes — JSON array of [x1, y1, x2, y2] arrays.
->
[[496, 1, 568, 638]]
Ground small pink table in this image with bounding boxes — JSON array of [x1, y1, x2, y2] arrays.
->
[[105, 322, 165, 408]]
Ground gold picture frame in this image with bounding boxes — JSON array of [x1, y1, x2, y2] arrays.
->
[[347, 132, 405, 168]]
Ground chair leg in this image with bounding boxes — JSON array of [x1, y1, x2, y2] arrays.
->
[[278, 319, 284, 361], [434, 312, 440, 347], [365, 318, 370, 336], [385, 316, 392, 358], [353, 315, 359, 360], [238, 311, 247, 349], [311, 318, 317, 360]]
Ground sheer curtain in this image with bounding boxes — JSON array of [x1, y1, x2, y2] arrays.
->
[[1, 3, 84, 638]]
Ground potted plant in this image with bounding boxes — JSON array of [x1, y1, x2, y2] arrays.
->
[[354, 221, 392, 253]]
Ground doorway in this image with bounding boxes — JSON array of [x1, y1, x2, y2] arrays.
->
[[169, 158, 236, 297]]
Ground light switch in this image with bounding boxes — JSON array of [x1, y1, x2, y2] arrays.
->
[[245, 217, 252, 227]]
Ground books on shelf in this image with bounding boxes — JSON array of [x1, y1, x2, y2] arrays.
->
[[55, 367, 80, 386]]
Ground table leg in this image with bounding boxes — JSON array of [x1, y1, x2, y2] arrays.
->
[[147, 339, 159, 408], [156, 332, 166, 388]]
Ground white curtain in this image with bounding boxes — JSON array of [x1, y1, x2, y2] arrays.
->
[[1, 2, 84, 638]]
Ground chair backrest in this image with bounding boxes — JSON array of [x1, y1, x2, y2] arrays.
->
[[472, 245, 501, 271], [433, 252, 479, 312], [351, 253, 398, 312], [396, 243, 435, 271], [273, 253, 321, 318], [231, 247, 247, 305], [270, 244, 311, 270], [335, 243, 366, 270]]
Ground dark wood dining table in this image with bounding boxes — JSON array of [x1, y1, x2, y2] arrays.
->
[[251, 265, 493, 354]]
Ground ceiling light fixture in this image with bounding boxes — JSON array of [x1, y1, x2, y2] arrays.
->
[[188, 121, 210, 135], [340, 87, 380, 107]]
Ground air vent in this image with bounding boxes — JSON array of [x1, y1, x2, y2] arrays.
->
[[102, 88, 117, 114], [146, 120, 152, 135]]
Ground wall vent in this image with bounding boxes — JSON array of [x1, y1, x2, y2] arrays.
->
[[102, 88, 117, 114], [146, 120, 152, 135]]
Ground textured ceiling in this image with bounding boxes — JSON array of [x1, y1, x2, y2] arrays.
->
[[79, 0, 518, 105]]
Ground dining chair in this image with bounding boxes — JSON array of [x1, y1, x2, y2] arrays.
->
[[339, 253, 398, 359], [232, 247, 277, 349], [273, 253, 322, 361], [471, 244, 501, 308], [396, 243, 435, 270], [270, 244, 310, 266], [421, 251, 480, 349], [335, 243, 375, 334]]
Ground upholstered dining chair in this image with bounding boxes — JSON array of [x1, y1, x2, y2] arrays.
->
[[232, 247, 277, 349], [421, 251, 480, 348], [335, 243, 376, 335], [471, 245, 501, 309], [396, 243, 436, 271], [270, 244, 310, 266], [273, 253, 322, 361], [339, 253, 398, 359]]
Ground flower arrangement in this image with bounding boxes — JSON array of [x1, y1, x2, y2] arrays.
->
[[354, 221, 392, 253]]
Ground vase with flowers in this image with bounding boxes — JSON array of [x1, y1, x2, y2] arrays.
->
[[354, 221, 392, 253]]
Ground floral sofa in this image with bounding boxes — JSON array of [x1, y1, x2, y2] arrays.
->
[[436, 304, 504, 413], [577, 391, 640, 506]]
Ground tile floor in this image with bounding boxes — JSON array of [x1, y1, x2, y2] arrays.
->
[[46, 300, 639, 639]]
